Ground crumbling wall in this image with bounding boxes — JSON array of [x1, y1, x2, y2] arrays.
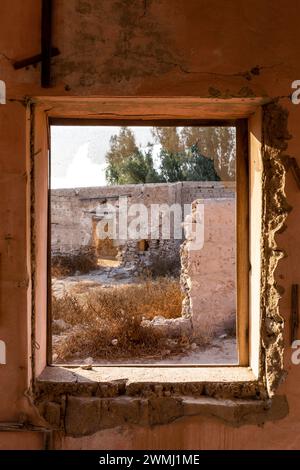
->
[[181, 198, 236, 336], [51, 182, 236, 263]]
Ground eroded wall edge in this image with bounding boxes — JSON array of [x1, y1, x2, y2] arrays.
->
[[260, 102, 292, 396]]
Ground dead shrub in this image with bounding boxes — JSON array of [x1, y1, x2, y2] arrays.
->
[[192, 327, 214, 349], [52, 294, 87, 324], [142, 255, 181, 279], [52, 278, 183, 361], [51, 251, 98, 278]]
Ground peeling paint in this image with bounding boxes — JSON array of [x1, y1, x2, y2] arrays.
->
[[53, 0, 183, 87]]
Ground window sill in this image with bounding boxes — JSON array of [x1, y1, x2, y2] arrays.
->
[[36, 365, 262, 402], [34, 367, 288, 436], [36, 365, 261, 401], [38, 365, 257, 387]]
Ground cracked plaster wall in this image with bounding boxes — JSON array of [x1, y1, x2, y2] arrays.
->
[[1, 0, 300, 450]]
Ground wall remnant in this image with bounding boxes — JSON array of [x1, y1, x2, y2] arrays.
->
[[51, 181, 236, 266], [181, 198, 236, 336]]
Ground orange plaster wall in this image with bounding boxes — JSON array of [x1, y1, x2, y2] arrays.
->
[[1, 0, 300, 449]]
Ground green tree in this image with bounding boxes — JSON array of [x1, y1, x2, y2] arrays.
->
[[182, 144, 220, 181], [105, 127, 160, 184], [158, 144, 219, 183], [152, 126, 235, 181], [180, 126, 235, 180], [105, 126, 222, 185], [105, 127, 139, 184], [159, 149, 185, 182], [151, 127, 184, 154], [117, 149, 161, 184]]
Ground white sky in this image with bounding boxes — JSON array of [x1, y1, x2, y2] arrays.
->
[[50, 126, 161, 189]]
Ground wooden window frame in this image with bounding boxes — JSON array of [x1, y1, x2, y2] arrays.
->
[[30, 98, 275, 401], [46, 117, 249, 367]]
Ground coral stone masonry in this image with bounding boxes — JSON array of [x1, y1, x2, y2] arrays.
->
[[51, 181, 236, 265]]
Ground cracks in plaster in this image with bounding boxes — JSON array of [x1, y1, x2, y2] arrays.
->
[[154, 59, 282, 81]]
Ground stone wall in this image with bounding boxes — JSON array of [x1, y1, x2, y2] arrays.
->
[[51, 181, 236, 266], [181, 198, 236, 336]]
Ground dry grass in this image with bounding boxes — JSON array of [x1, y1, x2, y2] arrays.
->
[[51, 251, 98, 278], [141, 255, 181, 279], [192, 327, 214, 349], [52, 278, 183, 361]]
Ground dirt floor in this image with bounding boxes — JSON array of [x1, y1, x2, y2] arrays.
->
[[52, 337, 237, 365], [52, 264, 137, 298]]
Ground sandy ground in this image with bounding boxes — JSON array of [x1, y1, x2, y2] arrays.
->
[[53, 332, 237, 366], [52, 265, 137, 298], [67, 337, 238, 365], [134, 337, 238, 365]]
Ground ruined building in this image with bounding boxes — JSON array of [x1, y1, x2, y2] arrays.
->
[[1, 0, 300, 451], [51, 181, 235, 263]]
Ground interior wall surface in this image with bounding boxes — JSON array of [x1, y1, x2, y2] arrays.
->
[[1, 0, 300, 449]]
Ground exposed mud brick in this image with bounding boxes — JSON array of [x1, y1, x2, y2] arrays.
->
[[148, 397, 183, 425], [65, 396, 101, 436], [44, 401, 61, 428], [100, 397, 142, 428]]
